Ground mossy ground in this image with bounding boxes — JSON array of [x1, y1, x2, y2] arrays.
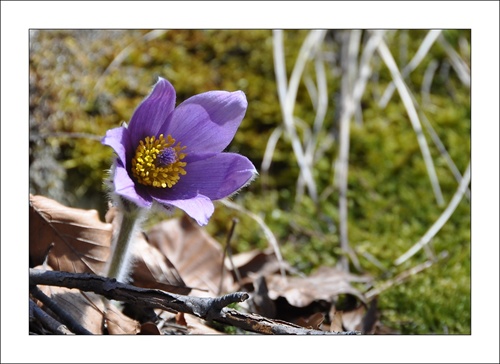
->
[[29, 29, 471, 334]]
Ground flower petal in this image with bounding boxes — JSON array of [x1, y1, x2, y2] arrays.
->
[[164, 90, 247, 154], [102, 126, 131, 166], [166, 153, 257, 200], [128, 77, 176, 146], [112, 161, 153, 208], [153, 194, 214, 226]]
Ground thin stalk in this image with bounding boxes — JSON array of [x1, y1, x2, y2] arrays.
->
[[411, 93, 471, 201], [437, 34, 470, 87], [421, 59, 440, 107], [351, 30, 386, 126], [335, 30, 362, 272], [260, 126, 284, 188], [395, 162, 470, 265], [92, 30, 168, 97], [376, 35, 445, 207], [273, 29, 326, 203], [219, 218, 241, 295], [106, 199, 146, 282], [379, 30, 442, 108], [220, 199, 286, 279]]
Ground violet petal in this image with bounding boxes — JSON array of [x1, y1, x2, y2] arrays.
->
[[163, 90, 247, 154], [155, 152, 257, 201], [102, 126, 131, 166], [113, 161, 153, 208], [128, 78, 176, 146], [153, 194, 215, 226]]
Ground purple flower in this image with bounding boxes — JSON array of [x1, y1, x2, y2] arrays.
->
[[102, 77, 257, 225]]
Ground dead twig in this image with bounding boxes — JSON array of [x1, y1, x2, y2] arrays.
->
[[30, 285, 93, 335], [30, 268, 359, 335], [29, 298, 74, 335]]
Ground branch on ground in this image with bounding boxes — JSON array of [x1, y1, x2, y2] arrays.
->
[[29, 268, 359, 335]]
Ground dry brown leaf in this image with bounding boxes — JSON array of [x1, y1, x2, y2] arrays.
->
[[227, 248, 292, 288], [294, 312, 325, 330], [266, 266, 369, 308], [175, 312, 188, 326], [251, 275, 277, 319], [183, 314, 223, 334], [340, 298, 379, 334], [146, 215, 232, 296], [104, 303, 141, 335], [339, 304, 365, 332], [139, 322, 161, 335], [329, 309, 344, 332], [131, 237, 191, 294], [30, 194, 112, 275]]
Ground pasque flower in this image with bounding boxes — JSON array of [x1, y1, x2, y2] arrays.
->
[[101, 77, 256, 282], [102, 77, 257, 226]]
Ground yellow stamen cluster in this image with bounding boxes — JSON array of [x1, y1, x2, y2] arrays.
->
[[131, 134, 187, 188]]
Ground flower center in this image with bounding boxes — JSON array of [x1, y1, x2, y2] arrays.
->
[[131, 134, 187, 188]]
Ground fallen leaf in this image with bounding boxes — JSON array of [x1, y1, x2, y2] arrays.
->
[[139, 322, 161, 335], [183, 314, 223, 334], [146, 216, 232, 297], [227, 248, 293, 288], [294, 312, 325, 330], [340, 298, 379, 334], [104, 303, 141, 335], [30, 194, 112, 275], [266, 266, 369, 308], [250, 275, 276, 319], [339, 304, 365, 332], [328, 308, 344, 333], [131, 237, 191, 294], [175, 312, 187, 327]]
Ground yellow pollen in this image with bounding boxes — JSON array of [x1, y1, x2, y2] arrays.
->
[[131, 134, 187, 188]]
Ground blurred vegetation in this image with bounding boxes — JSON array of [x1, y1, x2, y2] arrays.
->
[[29, 29, 470, 334]]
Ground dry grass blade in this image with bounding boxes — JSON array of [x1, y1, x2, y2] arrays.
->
[[437, 34, 470, 87], [352, 30, 385, 113], [376, 34, 445, 207], [379, 30, 442, 108], [334, 30, 363, 271], [367, 251, 449, 299], [421, 59, 440, 107], [92, 29, 168, 96], [260, 126, 283, 186], [306, 45, 328, 173], [273, 29, 327, 202], [299, 42, 328, 197], [395, 163, 470, 265], [220, 199, 286, 279], [418, 106, 471, 201]]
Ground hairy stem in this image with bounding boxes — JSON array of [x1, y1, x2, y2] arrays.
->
[[106, 197, 146, 282]]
